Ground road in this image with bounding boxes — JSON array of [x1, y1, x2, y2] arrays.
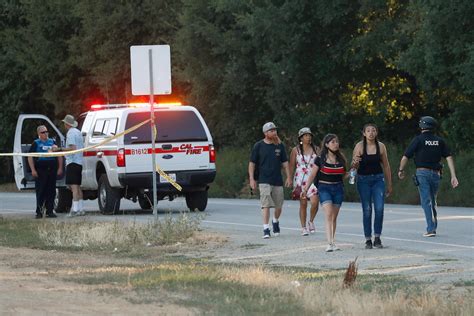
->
[[1, 192, 473, 284]]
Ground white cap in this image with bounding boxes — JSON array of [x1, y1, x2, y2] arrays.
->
[[262, 122, 277, 133]]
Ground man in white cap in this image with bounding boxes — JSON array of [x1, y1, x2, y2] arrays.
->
[[54, 114, 85, 216], [249, 122, 291, 239]]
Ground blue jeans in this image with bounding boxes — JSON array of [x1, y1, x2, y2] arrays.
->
[[318, 183, 344, 206], [416, 169, 440, 233], [356, 173, 385, 238]]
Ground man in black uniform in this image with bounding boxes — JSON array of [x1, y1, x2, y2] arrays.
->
[[28, 125, 63, 218], [397, 116, 459, 237]]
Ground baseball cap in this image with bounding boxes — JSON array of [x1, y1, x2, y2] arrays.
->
[[262, 122, 277, 133]]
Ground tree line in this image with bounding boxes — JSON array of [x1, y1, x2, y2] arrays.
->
[[1, 0, 473, 181]]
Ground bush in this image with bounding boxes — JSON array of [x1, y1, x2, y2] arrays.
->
[[210, 145, 474, 207]]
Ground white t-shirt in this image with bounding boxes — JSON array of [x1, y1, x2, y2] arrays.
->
[[65, 127, 84, 166]]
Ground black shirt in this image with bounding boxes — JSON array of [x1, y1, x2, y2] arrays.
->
[[404, 132, 451, 170], [314, 156, 345, 184], [250, 140, 288, 186], [358, 142, 383, 175]]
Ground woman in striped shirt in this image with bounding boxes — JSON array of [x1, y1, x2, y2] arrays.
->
[[302, 134, 348, 252]]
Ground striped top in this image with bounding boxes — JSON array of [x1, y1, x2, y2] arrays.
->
[[315, 156, 345, 184]]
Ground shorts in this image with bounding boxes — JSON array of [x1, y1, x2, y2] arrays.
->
[[318, 182, 344, 207], [66, 163, 82, 185], [258, 183, 284, 209]]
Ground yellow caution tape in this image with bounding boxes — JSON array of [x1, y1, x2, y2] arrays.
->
[[0, 118, 151, 158], [1, 117, 182, 191], [156, 164, 182, 191]]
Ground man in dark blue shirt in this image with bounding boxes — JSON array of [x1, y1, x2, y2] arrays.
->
[[398, 116, 459, 237], [249, 122, 291, 239], [28, 125, 63, 218]]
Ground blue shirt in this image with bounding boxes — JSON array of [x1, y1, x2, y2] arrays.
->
[[65, 127, 84, 166], [29, 138, 56, 162]]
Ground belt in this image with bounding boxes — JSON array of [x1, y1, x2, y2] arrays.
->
[[416, 167, 440, 174]]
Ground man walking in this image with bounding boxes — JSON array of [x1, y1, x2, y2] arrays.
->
[[28, 125, 63, 218], [398, 116, 459, 237], [249, 122, 292, 239]]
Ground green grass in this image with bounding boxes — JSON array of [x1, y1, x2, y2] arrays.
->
[[454, 280, 474, 287]]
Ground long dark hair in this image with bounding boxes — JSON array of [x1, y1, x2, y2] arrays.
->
[[362, 123, 380, 154], [298, 134, 319, 158], [320, 133, 347, 170]]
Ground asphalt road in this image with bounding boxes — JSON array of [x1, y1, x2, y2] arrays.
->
[[1, 192, 473, 284]]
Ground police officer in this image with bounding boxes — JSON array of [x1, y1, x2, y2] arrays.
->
[[397, 116, 459, 237], [28, 125, 63, 218]]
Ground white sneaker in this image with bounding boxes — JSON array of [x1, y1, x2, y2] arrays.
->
[[67, 211, 78, 218], [325, 244, 333, 252], [332, 243, 340, 251], [301, 228, 309, 236]]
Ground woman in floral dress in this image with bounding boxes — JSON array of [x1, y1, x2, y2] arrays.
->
[[289, 127, 320, 236]]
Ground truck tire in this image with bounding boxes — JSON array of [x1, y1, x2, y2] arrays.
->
[[98, 174, 121, 215], [55, 188, 72, 213], [185, 191, 208, 212], [138, 192, 154, 210]]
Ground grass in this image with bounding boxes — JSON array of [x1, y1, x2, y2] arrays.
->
[[0, 213, 203, 251], [0, 216, 472, 314], [64, 262, 473, 315]]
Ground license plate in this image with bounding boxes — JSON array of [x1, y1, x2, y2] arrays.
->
[[159, 173, 176, 183]]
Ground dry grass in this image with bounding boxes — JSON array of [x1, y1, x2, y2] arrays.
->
[[37, 213, 203, 249]]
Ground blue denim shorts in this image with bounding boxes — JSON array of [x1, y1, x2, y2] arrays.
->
[[318, 182, 344, 206]]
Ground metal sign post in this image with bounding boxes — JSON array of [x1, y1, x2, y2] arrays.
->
[[148, 49, 158, 216], [130, 45, 172, 217]]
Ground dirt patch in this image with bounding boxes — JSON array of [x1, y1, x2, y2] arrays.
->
[[0, 246, 196, 315]]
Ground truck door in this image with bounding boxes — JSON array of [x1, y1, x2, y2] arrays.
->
[[13, 114, 66, 190]]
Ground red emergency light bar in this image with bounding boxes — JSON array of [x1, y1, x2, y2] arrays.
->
[[90, 102, 182, 111]]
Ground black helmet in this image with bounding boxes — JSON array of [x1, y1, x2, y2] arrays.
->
[[419, 116, 437, 130]]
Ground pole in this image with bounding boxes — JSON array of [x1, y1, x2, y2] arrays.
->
[[148, 49, 158, 216]]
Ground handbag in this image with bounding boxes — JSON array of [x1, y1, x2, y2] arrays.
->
[[291, 185, 303, 200]]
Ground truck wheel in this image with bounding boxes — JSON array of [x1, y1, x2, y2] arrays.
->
[[138, 192, 154, 210], [185, 191, 208, 212], [55, 188, 72, 213], [98, 174, 121, 215]]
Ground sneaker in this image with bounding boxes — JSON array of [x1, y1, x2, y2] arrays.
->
[[332, 243, 340, 251], [365, 239, 373, 249], [373, 237, 383, 248], [46, 213, 57, 218], [325, 244, 333, 252], [423, 231, 436, 237], [308, 222, 315, 233], [272, 221, 280, 236], [301, 228, 309, 236], [67, 211, 78, 218], [262, 228, 271, 239]]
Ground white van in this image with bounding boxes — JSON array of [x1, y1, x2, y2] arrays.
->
[[13, 103, 216, 214]]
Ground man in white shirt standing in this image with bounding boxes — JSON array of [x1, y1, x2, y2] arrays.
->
[[54, 114, 85, 216]]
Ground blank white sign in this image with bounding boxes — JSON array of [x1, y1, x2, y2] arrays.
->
[[130, 45, 171, 95]]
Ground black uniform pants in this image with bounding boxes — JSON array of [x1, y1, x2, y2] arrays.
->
[[35, 162, 57, 215]]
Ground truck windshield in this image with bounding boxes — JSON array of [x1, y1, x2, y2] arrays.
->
[[124, 110, 208, 144]]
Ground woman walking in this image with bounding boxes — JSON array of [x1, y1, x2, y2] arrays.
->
[[351, 123, 392, 249], [302, 134, 347, 252], [289, 127, 320, 236]]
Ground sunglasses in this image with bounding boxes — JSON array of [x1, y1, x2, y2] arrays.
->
[[40, 131, 49, 134]]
